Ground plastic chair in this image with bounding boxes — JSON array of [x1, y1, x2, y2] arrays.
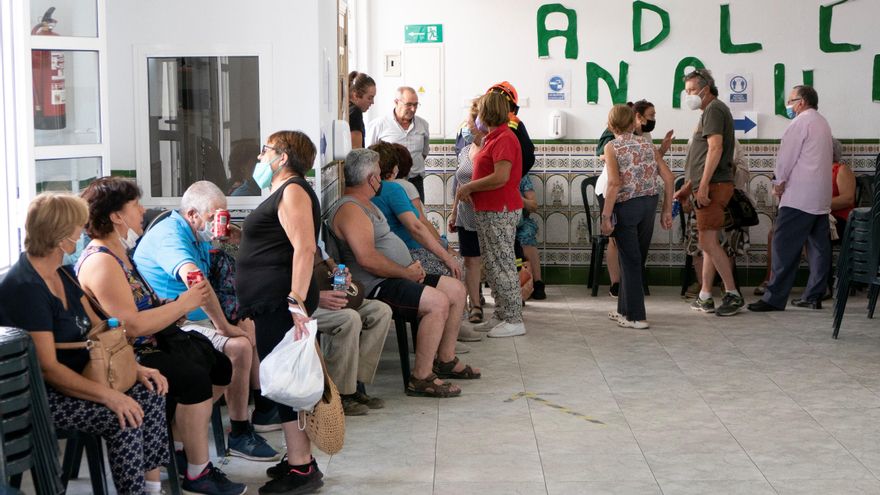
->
[[0, 328, 64, 495], [832, 154, 880, 339], [59, 431, 109, 495], [580, 177, 609, 297], [674, 177, 695, 296], [390, 314, 419, 390]]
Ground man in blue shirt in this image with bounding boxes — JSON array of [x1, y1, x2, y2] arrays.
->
[[134, 181, 279, 462]]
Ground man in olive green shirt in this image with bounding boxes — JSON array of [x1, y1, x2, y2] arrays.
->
[[674, 69, 744, 317]]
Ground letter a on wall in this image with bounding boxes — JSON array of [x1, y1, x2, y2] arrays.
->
[[632, 1, 670, 52], [537, 4, 578, 59], [672, 57, 705, 108]]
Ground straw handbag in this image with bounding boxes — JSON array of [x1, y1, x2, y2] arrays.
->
[[302, 341, 345, 454]]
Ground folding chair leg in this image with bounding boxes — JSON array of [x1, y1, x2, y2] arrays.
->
[[61, 434, 84, 483], [166, 426, 182, 495], [832, 275, 852, 339], [868, 283, 879, 319], [83, 435, 109, 495], [394, 318, 411, 390], [211, 403, 226, 458]]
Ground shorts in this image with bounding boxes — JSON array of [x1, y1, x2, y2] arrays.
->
[[694, 182, 734, 231], [516, 217, 538, 247], [182, 319, 229, 352], [457, 228, 481, 257], [368, 274, 441, 321], [137, 346, 231, 405]]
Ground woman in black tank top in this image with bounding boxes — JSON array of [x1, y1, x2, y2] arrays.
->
[[235, 131, 325, 492]]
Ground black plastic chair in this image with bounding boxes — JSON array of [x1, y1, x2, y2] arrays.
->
[[391, 313, 419, 390], [832, 154, 880, 339], [580, 177, 609, 297], [59, 431, 109, 495], [674, 177, 695, 296]]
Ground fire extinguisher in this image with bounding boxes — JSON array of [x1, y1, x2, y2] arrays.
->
[[32, 7, 66, 130]]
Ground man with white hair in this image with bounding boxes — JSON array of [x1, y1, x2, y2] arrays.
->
[[366, 86, 430, 201], [134, 181, 279, 463]]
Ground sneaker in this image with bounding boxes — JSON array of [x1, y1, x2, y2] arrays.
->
[[457, 324, 484, 342], [181, 462, 247, 495], [532, 281, 547, 300], [474, 316, 503, 332], [347, 391, 384, 409], [617, 319, 650, 329], [259, 463, 324, 495], [267, 455, 323, 481], [455, 342, 471, 354], [252, 407, 282, 433], [487, 321, 526, 338], [608, 310, 622, 322], [228, 427, 281, 461], [716, 292, 745, 316], [609, 283, 620, 298], [342, 395, 370, 416], [791, 298, 822, 309], [691, 297, 715, 313]]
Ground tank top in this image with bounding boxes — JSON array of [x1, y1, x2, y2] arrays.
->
[[237, 176, 321, 316], [75, 244, 157, 348], [831, 163, 854, 221], [610, 132, 660, 204], [328, 196, 414, 295]]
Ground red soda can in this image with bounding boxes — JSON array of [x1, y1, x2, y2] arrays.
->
[[186, 269, 205, 287], [213, 209, 230, 239]]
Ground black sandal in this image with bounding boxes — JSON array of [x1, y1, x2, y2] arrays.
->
[[405, 373, 461, 398], [468, 306, 484, 323], [433, 356, 482, 380]]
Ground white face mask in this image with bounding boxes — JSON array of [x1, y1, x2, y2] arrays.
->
[[684, 93, 703, 111], [119, 221, 140, 251]]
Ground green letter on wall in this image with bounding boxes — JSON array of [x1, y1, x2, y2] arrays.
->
[[537, 4, 578, 59], [720, 4, 762, 54], [873, 54, 880, 102], [672, 57, 705, 109], [774, 64, 815, 119], [819, 0, 860, 53], [587, 62, 629, 104], [632, 1, 670, 52]]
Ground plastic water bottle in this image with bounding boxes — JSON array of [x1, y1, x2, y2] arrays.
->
[[107, 318, 120, 328], [672, 199, 681, 218], [332, 264, 348, 292]]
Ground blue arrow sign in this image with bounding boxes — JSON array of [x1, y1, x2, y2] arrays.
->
[[733, 115, 756, 134]]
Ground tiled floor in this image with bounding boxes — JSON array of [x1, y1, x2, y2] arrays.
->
[[57, 285, 880, 494]]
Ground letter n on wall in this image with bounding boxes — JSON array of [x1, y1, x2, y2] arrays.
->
[[587, 61, 629, 104]]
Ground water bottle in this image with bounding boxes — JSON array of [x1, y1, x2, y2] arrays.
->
[[672, 199, 681, 218], [107, 318, 120, 328], [332, 264, 348, 292]]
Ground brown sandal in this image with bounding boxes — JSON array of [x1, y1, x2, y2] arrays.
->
[[433, 356, 482, 380], [405, 373, 461, 398]]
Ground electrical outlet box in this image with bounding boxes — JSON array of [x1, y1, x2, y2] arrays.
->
[[384, 51, 401, 77]]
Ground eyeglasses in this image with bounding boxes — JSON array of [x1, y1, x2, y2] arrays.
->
[[261, 144, 277, 154], [399, 101, 419, 109], [787, 97, 802, 105]]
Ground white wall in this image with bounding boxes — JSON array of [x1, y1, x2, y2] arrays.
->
[[106, 0, 329, 177], [363, 0, 880, 140]]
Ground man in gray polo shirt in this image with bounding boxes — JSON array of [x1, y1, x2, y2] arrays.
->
[[366, 86, 430, 201]]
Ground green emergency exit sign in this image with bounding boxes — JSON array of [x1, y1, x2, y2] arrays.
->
[[404, 24, 443, 43]]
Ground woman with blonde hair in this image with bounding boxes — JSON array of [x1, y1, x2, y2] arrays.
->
[[601, 104, 674, 329], [0, 193, 169, 495]]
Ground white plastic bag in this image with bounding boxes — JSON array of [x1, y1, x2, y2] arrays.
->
[[259, 319, 324, 411]]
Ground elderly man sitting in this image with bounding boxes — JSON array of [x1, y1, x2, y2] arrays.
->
[[134, 181, 278, 461], [328, 149, 481, 398]]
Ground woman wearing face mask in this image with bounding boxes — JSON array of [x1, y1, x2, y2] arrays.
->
[[236, 131, 325, 494], [595, 100, 674, 297], [0, 193, 170, 495], [349, 71, 377, 149], [601, 104, 674, 329], [76, 177, 247, 495]]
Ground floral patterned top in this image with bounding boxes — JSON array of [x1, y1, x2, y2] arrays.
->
[[75, 245, 157, 348], [609, 132, 660, 204]]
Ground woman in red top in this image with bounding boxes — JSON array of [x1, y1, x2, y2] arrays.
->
[[826, 139, 856, 294], [455, 92, 525, 338]]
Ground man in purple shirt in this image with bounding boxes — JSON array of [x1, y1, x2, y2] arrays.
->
[[749, 86, 833, 311]]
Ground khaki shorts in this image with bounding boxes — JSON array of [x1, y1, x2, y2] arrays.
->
[[694, 182, 734, 231]]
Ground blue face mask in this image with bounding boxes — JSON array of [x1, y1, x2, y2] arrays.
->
[[785, 105, 797, 119], [460, 126, 474, 146], [62, 235, 84, 266], [252, 156, 280, 189]]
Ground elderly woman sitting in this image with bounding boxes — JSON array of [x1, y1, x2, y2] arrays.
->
[[0, 193, 168, 495]]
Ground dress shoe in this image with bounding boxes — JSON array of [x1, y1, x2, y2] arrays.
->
[[791, 298, 822, 309], [747, 300, 784, 312]]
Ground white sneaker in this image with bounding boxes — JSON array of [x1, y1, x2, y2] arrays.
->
[[487, 321, 526, 338], [608, 310, 622, 321], [457, 324, 484, 342], [617, 319, 650, 329], [474, 316, 503, 332], [455, 342, 471, 354]]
